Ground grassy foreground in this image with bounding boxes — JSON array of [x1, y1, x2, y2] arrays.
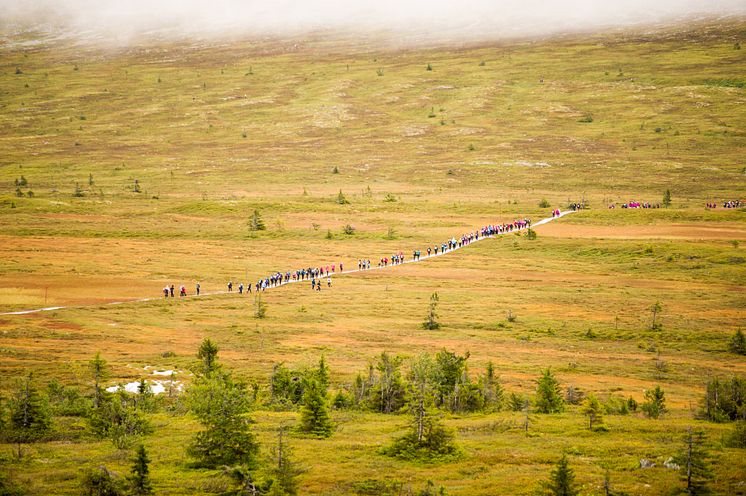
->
[[0, 17, 745, 495]]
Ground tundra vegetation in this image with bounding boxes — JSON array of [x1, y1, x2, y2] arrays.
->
[[0, 17, 745, 495]]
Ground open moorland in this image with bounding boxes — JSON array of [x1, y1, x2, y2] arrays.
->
[[0, 17, 745, 495]]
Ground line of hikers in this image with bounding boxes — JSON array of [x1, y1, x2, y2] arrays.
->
[[163, 215, 537, 298], [163, 283, 197, 298], [609, 201, 661, 209], [707, 200, 742, 209]]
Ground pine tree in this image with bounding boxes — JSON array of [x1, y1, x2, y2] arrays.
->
[[7, 373, 52, 458], [249, 209, 266, 232], [268, 427, 303, 496], [535, 369, 564, 414], [371, 352, 406, 414], [649, 301, 663, 331], [336, 190, 349, 205], [187, 374, 260, 468], [581, 394, 605, 430], [90, 352, 108, 409], [422, 292, 440, 330], [82, 466, 125, 496], [127, 444, 153, 495], [543, 454, 579, 496], [642, 385, 667, 419], [663, 189, 672, 208], [197, 338, 220, 375], [674, 427, 713, 495], [316, 355, 330, 393], [299, 379, 333, 438], [383, 353, 459, 460], [88, 173, 94, 186], [729, 329, 746, 355], [253, 294, 267, 319], [481, 361, 504, 410]]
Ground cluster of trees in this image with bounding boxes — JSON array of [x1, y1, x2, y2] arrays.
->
[[2, 338, 741, 494], [183, 338, 304, 494], [700, 375, 746, 448], [541, 427, 715, 496]]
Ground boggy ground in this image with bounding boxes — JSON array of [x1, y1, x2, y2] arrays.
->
[[0, 17, 745, 496]]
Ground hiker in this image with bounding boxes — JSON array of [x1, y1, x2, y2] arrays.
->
[[327, 276, 332, 288], [238, 283, 243, 294], [170, 284, 175, 298], [339, 262, 344, 272], [180, 285, 186, 297], [163, 286, 169, 298], [228, 281, 233, 292], [196, 282, 200, 296]]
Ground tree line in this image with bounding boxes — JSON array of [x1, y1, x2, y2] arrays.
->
[[1, 340, 743, 494]]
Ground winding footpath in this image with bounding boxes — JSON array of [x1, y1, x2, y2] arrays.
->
[[1, 210, 575, 316]]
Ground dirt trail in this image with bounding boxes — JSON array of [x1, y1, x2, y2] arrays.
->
[[1, 210, 574, 316]]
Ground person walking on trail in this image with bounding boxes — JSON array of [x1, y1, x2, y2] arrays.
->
[[163, 286, 169, 298], [238, 283, 243, 294], [247, 282, 252, 294], [170, 284, 175, 298], [196, 282, 200, 296], [228, 281, 233, 292], [180, 285, 186, 297], [327, 276, 332, 288], [339, 262, 344, 272]]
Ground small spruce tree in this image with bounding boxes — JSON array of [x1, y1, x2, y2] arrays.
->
[[581, 394, 605, 430], [729, 329, 746, 355], [82, 466, 125, 496], [674, 427, 713, 496], [642, 385, 667, 419], [542, 454, 579, 496], [336, 190, 349, 205], [7, 373, 52, 458], [422, 292, 440, 330], [316, 356, 330, 393], [535, 369, 564, 414], [254, 294, 267, 319], [90, 352, 108, 409], [663, 189, 672, 208], [249, 209, 266, 232], [127, 444, 153, 495], [268, 427, 303, 496], [197, 338, 220, 375], [649, 301, 663, 331], [299, 379, 333, 438]]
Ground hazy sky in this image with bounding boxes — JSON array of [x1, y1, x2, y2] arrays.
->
[[2, 0, 745, 42]]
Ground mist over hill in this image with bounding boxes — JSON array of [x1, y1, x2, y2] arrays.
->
[[1, 0, 745, 45]]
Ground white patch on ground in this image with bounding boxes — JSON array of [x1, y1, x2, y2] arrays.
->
[[106, 380, 182, 395], [151, 369, 176, 376], [502, 160, 552, 168]]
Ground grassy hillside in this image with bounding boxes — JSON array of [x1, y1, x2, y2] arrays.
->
[[0, 18, 745, 495]]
